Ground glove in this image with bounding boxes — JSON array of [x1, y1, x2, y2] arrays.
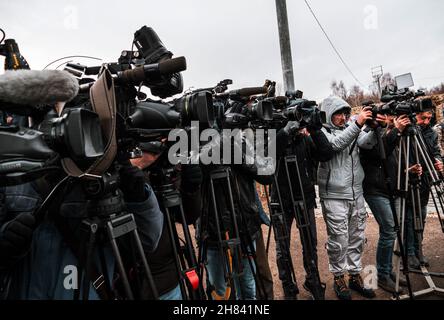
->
[[229, 101, 245, 114], [181, 165, 203, 192], [0, 213, 36, 261], [283, 121, 300, 135], [119, 166, 147, 203], [307, 110, 324, 132]]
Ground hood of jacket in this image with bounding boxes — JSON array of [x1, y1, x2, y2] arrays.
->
[[320, 96, 351, 130]]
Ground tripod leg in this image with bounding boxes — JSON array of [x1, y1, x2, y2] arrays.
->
[[285, 156, 324, 299], [163, 207, 189, 300], [106, 220, 134, 300], [129, 226, 159, 299]]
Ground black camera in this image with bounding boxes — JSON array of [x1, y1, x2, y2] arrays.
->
[[380, 87, 427, 119], [283, 98, 326, 129], [128, 90, 214, 133]]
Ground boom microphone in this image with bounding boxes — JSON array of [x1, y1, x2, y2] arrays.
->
[[229, 87, 268, 97], [116, 56, 187, 86], [0, 70, 79, 105]]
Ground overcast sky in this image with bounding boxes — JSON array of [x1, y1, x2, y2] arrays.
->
[[1, 0, 443, 101]]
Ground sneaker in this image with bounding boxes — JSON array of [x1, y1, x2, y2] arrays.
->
[[348, 274, 376, 299], [303, 278, 326, 300], [333, 275, 352, 300], [378, 275, 403, 294], [417, 254, 430, 267], [283, 283, 299, 300], [390, 272, 408, 287], [408, 255, 421, 270]]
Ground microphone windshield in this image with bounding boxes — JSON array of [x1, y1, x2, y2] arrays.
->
[[0, 70, 79, 105]]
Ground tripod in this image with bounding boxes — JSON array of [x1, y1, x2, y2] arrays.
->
[[34, 171, 159, 300], [393, 124, 444, 300], [264, 174, 299, 298], [265, 153, 325, 300], [198, 167, 267, 300], [149, 164, 205, 300]]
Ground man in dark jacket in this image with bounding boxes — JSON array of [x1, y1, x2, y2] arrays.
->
[[0, 165, 164, 300], [271, 116, 334, 299], [404, 108, 443, 269], [200, 161, 273, 300], [359, 114, 411, 293], [131, 143, 203, 300]]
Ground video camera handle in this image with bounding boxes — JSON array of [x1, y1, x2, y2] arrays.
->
[[77, 56, 187, 92], [116, 56, 186, 86], [215, 87, 268, 100]]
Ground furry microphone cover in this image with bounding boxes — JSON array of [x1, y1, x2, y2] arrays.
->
[[0, 70, 79, 105]]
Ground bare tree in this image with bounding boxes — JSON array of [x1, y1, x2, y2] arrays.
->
[[330, 80, 348, 100], [380, 73, 396, 90]]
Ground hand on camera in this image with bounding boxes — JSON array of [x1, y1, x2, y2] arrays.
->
[[283, 121, 300, 135], [119, 165, 147, 202], [394, 115, 411, 133], [356, 107, 373, 127], [307, 111, 324, 132], [435, 160, 444, 173], [409, 164, 423, 176], [0, 213, 36, 260]]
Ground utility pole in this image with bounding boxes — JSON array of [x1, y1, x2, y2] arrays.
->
[[371, 65, 383, 97], [275, 0, 295, 93]]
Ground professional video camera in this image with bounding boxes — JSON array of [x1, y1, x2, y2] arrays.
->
[[0, 29, 104, 186], [275, 90, 326, 130], [0, 28, 29, 70], [379, 73, 430, 121], [0, 26, 192, 187], [179, 79, 273, 130], [381, 86, 427, 119]]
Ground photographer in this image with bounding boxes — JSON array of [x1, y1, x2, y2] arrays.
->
[[358, 113, 411, 293], [199, 106, 273, 300], [130, 143, 203, 300], [318, 96, 376, 300], [271, 111, 334, 300], [404, 107, 443, 269], [0, 159, 164, 300]]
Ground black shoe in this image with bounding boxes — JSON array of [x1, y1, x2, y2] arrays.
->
[[417, 254, 430, 267], [283, 283, 299, 300], [303, 278, 326, 300], [390, 272, 408, 287], [333, 275, 352, 300], [408, 255, 421, 270], [348, 274, 376, 299], [378, 275, 404, 294]]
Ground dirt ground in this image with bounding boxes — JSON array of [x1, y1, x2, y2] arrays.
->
[[264, 210, 444, 300]]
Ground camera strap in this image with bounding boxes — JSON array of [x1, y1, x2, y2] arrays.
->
[[61, 68, 117, 178]]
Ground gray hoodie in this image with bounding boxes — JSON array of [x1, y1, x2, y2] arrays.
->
[[317, 96, 367, 200]]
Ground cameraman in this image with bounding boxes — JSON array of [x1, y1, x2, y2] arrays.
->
[[199, 107, 273, 300], [318, 96, 376, 300], [0, 163, 164, 299], [404, 106, 443, 269], [130, 142, 203, 300], [271, 110, 334, 300], [358, 113, 411, 293]]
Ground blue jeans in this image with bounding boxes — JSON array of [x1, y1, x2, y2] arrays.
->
[[405, 205, 427, 256], [365, 195, 397, 277], [159, 284, 183, 300], [206, 241, 257, 300]]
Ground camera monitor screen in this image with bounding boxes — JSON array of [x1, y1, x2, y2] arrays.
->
[[395, 73, 414, 90]]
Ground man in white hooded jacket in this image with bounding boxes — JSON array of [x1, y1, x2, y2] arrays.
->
[[318, 96, 376, 300]]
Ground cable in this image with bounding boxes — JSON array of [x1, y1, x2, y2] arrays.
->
[[0, 28, 5, 44], [304, 0, 366, 88], [43, 55, 102, 70]]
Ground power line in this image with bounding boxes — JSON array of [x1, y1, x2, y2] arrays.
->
[[304, 0, 366, 88]]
